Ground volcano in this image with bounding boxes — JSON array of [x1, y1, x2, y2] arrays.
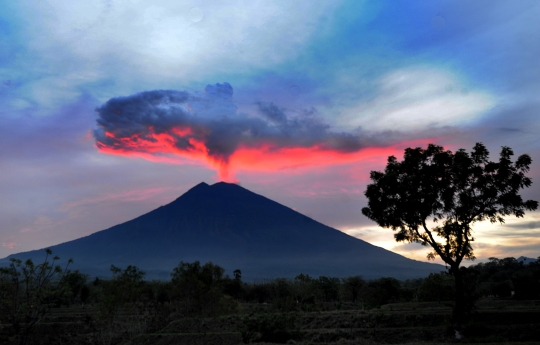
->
[[1, 182, 444, 280]]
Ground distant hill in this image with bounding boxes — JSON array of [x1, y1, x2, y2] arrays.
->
[[1, 182, 444, 280], [517, 256, 538, 265]]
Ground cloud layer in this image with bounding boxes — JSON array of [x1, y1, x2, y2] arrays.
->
[[339, 67, 494, 131], [94, 82, 397, 180]]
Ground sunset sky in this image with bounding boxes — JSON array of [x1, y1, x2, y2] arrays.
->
[[1, 1, 539, 265]]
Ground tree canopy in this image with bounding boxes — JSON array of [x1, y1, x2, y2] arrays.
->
[[362, 143, 538, 268], [0, 249, 73, 345]]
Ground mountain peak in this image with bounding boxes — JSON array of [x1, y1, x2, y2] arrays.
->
[[194, 181, 210, 188], [174, 182, 209, 200]]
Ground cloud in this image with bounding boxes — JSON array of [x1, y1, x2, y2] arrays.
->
[[94, 82, 412, 180], [2, 242, 16, 249], [339, 66, 494, 132], [59, 187, 170, 211], [342, 212, 540, 266], [7, 1, 342, 110], [502, 221, 540, 230]]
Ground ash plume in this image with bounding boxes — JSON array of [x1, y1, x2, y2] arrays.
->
[[93, 82, 383, 179]]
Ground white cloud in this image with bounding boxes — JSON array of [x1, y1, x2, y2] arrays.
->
[[339, 66, 495, 131], [14, 0, 341, 109]]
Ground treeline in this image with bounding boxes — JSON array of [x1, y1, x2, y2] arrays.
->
[[402, 256, 540, 305], [62, 256, 540, 317], [1, 252, 539, 344], [471, 256, 540, 299]]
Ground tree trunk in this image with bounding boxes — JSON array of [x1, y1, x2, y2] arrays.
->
[[451, 265, 466, 331]]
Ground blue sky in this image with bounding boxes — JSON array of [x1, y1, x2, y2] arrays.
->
[[1, 0, 539, 264]]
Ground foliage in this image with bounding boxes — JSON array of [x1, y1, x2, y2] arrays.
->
[[170, 261, 239, 317], [364, 277, 403, 308], [3, 253, 540, 344], [95, 265, 148, 345], [245, 281, 272, 304], [361, 143, 538, 324], [341, 275, 365, 303], [316, 276, 341, 302], [418, 272, 455, 302], [469, 256, 540, 299], [290, 274, 318, 310], [100, 264, 147, 314], [510, 270, 540, 299], [63, 270, 89, 306], [171, 261, 224, 286], [0, 249, 73, 345]]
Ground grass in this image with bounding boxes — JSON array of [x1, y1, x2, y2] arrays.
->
[[1, 297, 539, 344]]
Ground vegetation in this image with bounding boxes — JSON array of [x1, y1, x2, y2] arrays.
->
[[1, 255, 539, 344], [0, 249, 73, 345], [361, 143, 538, 328]]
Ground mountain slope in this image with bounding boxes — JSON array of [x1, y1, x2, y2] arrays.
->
[[1, 182, 444, 279]]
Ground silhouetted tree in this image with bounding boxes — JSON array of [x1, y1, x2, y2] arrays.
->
[[170, 261, 237, 316], [291, 274, 316, 306], [233, 269, 242, 281], [0, 249, 73, 345], [317, 276, 340, 302], [364, 277, 403, 308], [63, 270, 89, 306], [511, 271, 540, 299], [96, 265, 147, 345], [341, 276, 365, 303], [362, 143, 538, 328], [418, 272, 454, 302]]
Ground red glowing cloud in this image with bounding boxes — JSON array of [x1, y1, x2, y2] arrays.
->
[[94, 83, 437, 180]]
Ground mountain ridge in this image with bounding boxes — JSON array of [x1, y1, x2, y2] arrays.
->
[[1, 182, 444, 280]]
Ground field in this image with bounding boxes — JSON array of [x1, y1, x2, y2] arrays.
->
[[1, 298, 539, 345]]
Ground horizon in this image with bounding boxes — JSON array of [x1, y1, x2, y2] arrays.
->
[[1, 1, 539, 265]]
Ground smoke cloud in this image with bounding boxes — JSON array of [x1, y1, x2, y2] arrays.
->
[[94, 83, 395, 180]]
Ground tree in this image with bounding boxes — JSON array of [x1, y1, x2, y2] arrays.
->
[[63, 270, 89, 306], [0, 249, 73, 345], [364, 277, 403, 308], [170, 261, 236, 316], [361, 143, 538, 327], [341, 276, 365, 304], [418, 272, 455, 302], [316, 276, 340, 302], [233, 269, 242, 281], [95, 265, 147, 345], [224, 269, 243, 300]]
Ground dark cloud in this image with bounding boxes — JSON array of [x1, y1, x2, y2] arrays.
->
[[473, 241, 540, 256], [501, 221, 540, 233], [493, 230, 540, 238], [94, 83, 384, 172], [257, 101, 288, 124], [499, 221, 540, 230]]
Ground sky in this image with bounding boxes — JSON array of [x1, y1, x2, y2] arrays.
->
[[1, 0, 539, 266]]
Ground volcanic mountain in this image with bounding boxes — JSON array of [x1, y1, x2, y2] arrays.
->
[[1, 182, 444, 280]]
